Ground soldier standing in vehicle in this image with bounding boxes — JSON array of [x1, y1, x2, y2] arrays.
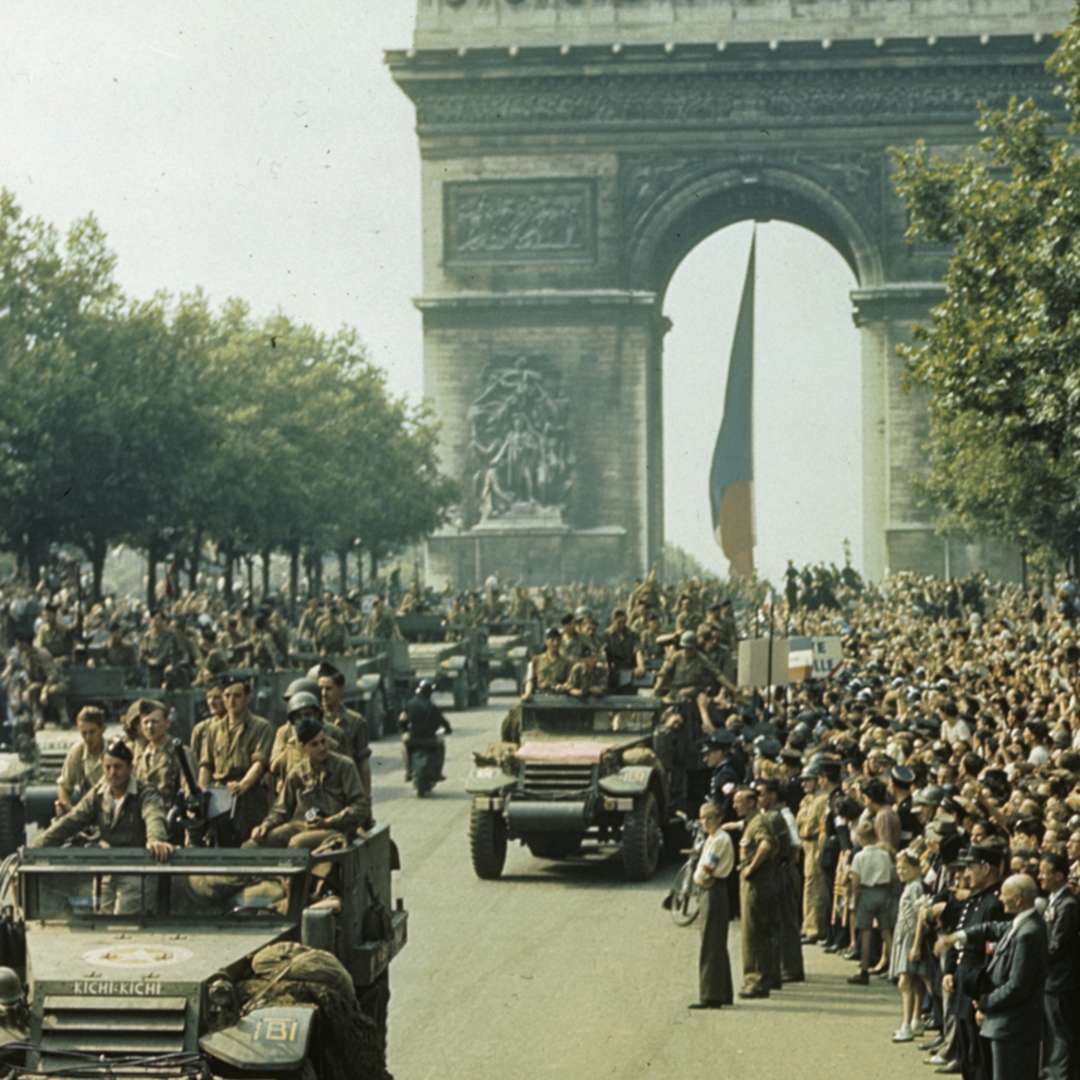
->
[[603, 608, 646, 691], [365, 596, 401, 641], [565, 646, 607, 698], [32, 738, 174, 912], [521, 627, 572, 700], [55, 705, 106, 816], [97, 620, 138, 670], [401, 680, 451, 783], [249, 717, 368, 849], [314, 602, 351, 656], [139, 609, 185, 688], [33, 601, 73, 660], [3, 631, 68, 729], [312, 661, 372, 822], [198, 674, 274, 845], [135, 701, 182, 807]]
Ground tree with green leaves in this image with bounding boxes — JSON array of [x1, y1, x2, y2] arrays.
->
[[892, 12, 1080, 565]]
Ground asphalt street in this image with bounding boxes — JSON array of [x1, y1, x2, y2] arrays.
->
[[378, 692, 924, 1080]]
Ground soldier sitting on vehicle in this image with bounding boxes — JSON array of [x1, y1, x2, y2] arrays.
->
[[520, 627, 572, 701], [565, 646, 607, 698], [603, 608, 646, 691], [248, 716, 368, 851], [2, 630, 69, 730], [31, 738, 174, 914], [55, 705, 107, 816], [269, 691, 344, 788]]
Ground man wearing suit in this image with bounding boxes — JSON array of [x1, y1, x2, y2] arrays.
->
[[1039, 853, 1080, 1080], [938, 874, 1048, 1080]]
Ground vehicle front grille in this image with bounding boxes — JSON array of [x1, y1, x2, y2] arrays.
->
[[37, 751, 67, 780], [521, 762, 594, 798], [40, 994, 188, 1074]]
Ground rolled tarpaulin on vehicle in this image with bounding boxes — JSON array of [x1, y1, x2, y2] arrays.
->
[[506, 801, 588, 834]]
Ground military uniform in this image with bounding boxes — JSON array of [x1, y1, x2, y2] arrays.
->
[[561, 632, 587, 662], [739, 811, 782, 996], [324, 706, 373, 823], [603, 626, 640, 675], [139, 626, 187, 686], [797, 791, 830, 940], [565, 661, 606, 696], [364, 608, 400, 641], [199, 712, 275, 843], [653, 649, 719, 699], [57, 742, 104, 804], [256, 751, 369, 849], [766, 806, 805, 982], [313, 614, 350, 656], [3, 643, 68, 725], [101, 638, 138, 668], [135, 740, 182, 806], [270, 719, 345, 783], [530, 652, 572, 692], [34, 620, 73, 659], [249, 630, 283, 672]]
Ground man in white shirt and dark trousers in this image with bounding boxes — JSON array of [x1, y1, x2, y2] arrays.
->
[[936, 874, 1048, 1080], [689, 801, 735, 1010]]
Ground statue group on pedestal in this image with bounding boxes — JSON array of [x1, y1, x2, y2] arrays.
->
[[463, 355, 575, 526]]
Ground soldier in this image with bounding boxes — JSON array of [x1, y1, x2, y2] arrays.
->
[[295, 598, 320, 646], [98, 621, 138, 669], [559, 612, 586, 662], [193, 625, 229, 686], [311, 661, 372, 822], [733, 785, 781, 998], [755, 777, 805, 984], [270, 691, 345, 785], [652, 631, 721, 702], [139, 609, 187, 689], [55, 705, 106, 816], [2, 631, 69, 729], [638, 610, 664, 664], [34, 601, 73, 660], [267, 607, 291, 660], [565, 646, 607, 698], [314, 603, 351, 657], [521, 627, 572, 700], [197, 674, 274, 845], [364, 597, 401, 642], [796, 761, 830, 944], [248, 611, 284, 672], [134, 701, 182, 807], [603, 608, 645, 691], [702, 729, 740, 809], [31, 738, 174, 912], [190, 679, 228, 785], [249, 717, 368, 850], [401, 680, 452, 783]]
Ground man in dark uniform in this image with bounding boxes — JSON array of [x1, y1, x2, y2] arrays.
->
[[756, 777, 804, 984], [889, 764, 921, 847], [1037, 852, 1079, 1080], [703, 730, 739, 809], [401, 679, 452, 782], [603, 608, 645, 691]]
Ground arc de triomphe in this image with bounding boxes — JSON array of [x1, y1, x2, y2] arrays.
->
[[389, 0, 1069, 586]]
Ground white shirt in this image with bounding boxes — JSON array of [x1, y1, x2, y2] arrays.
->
[[693, 829, 735, 888]]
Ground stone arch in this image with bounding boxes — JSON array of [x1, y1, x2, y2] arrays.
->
[[626, 164, 885, 299]]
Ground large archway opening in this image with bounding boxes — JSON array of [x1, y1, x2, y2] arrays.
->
[[661, 221, 862, 583]]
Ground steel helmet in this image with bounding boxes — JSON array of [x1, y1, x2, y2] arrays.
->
[[0, 968, 23, 1006], [286, 692, 321, 717], [417, 679, 436, 696], [679, 631, 697, 649], [283, 677, 320, 701]]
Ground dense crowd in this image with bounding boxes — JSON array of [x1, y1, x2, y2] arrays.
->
[[3, 561, 1080, 1080]]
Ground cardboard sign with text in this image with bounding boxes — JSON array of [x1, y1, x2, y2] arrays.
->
[[737, 638, 790, 689], [787, 635, 844, 682]]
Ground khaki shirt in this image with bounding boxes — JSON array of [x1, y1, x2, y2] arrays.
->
[[653, 649, 719, 697], [136, 740, 181, 804], [565, 661, 606, 696], [263, 752, 368, 836], [58, 742, 104, 799], [200, 713, 274, 782], [324, 706, 370, 766], [270, 719, 345, 779], [796, 791, 829, 841], [32, 776, 167, 848], [531, 652, 571, 692]]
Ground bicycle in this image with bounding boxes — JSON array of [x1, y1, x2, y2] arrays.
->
[[664, 813, 705, 927]]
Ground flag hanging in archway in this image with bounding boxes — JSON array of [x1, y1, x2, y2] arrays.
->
[[709, 230, 756, 578]]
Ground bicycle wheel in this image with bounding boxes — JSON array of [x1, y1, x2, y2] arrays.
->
[[669, 858, 702, 927]]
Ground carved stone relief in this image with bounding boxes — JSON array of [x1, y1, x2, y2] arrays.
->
[[444, 179, 597, 263]]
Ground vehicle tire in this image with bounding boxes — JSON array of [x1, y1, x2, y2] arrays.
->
[[469, 806, 507, 880], [0, 797, 25, 858], [669, 859, 702, 927], [452, 674, 468, 711], [621, 791, 663, 882], [526, 836, 582, 860]]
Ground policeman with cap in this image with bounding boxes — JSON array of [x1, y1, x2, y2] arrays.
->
[[702, 730, 739, 810], [889, 764, 920, 845]]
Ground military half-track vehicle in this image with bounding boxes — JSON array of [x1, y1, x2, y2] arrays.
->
[[465, 695, 671, 882], [481, 619, 542, 696], [396, 615, 488, 712], [0, 828, 406, 1079]]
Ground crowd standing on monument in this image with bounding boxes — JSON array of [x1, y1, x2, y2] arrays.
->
[[3, 560, 1080, 1078]]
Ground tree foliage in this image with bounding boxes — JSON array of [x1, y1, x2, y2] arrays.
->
[[891, 10, 1080, 562], [0, 190, 456, 598]]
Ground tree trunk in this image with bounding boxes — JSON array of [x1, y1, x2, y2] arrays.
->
[[288, 544, 301, 620], [223, 539, 235, 605], [188, 529, 202, 591], [313, 551, 323, 597], [261, 550, 271, 599], [369, 550, 378, 581], [337, 548, 349, 595], [89, 537, 107, 603], [354, 547, 363, 593], [245, 555, 255, 600], [146, 539, 160, 610]]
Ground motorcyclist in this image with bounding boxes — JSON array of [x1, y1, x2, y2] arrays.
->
[[401, 679, 452, 783]]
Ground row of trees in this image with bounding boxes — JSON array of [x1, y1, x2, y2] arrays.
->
[[0, 190, 457, 604], [893, 11, 1080, 569]]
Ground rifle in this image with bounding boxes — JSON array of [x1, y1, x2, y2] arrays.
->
[[168, 736, 212, 845]]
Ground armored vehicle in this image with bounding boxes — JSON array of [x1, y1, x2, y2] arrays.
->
[[465, 695, 671, 882], [0, 828, 406, 1079], [395, 615, 488, 712], [481, 622, 542, 696]]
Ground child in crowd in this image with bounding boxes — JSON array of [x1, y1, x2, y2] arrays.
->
[[890, 849, 928, 1042]]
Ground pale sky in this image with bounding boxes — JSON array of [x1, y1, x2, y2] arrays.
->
[[0, 2, 862, 584]]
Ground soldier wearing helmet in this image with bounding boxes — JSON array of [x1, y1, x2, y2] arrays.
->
[[400, 680, 452, 783], [269, 691, 344, 787], [652, 631, 722, 701]]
